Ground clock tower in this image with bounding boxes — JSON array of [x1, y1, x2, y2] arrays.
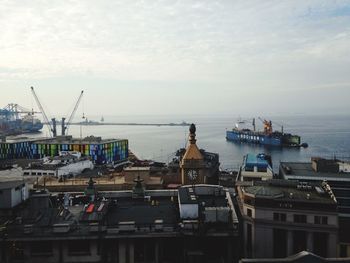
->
[[180, 124, 206, 185]]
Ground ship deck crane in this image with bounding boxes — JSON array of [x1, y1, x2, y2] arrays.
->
[[30, 87, 56, 137], [258, 117, 285, 134], [236, 118, 256, 131], [258, 117, 273, 134], [272, 121, 284, 134], [62, 90, 84, 136]]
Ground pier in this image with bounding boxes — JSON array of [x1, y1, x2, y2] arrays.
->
[[69, 121, 191, 127]]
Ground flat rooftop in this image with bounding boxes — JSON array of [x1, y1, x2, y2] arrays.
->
[[106, 197, 178, 226], [241, 180, 336, 205], [245, 153, 270, 168], [280, 162, 350, 215], [280, 162, 350, 181], [0, 136, 46, 144], [34, 136, 127, 145]]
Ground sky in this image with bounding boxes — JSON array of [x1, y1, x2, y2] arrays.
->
[[1, 0, 350, 119]]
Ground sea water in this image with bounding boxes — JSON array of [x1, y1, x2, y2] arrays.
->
[[38, 114, 350, 171]]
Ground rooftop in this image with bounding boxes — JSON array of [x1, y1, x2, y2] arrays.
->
[[33, 135, 127, 145], [0, 136, 45, 144], [106, 197, 178, 226], [240, 180, 337, 206], [240, 250, 350, 263], [0, 180, 25, 190], [3, 185, 239, 240], [280, 162, 350, 181], [245, 153, 270, 169]]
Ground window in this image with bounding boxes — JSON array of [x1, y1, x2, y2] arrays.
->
[[257, 167, 267, 172], [273, 229, 287, 258], [314, 216, 328, 225], [294, 214, 307, 223], [247, 223, 252, 257], [68, 240, 90, 255], [273, 213, 286, 222], [245, 166, 254, 172], [247, 208, 252, 217], [31, 241, 53, 256], [23, 172, 29, 175], [340, 244, 348, 258]]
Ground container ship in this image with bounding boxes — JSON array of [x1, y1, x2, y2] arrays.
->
[[0, 103, 43, 136], [226, 117, 308, 148]]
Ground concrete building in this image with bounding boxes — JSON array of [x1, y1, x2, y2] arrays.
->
[[0, 182, 239, 263], [23, 151, 94, 178], [237, 153, 274, 182], [279, 159, 350, 258], [236, 179, 338, 259], [0, 180, 28, 209]]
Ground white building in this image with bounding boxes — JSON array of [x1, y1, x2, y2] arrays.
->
[[238, 153, 274, 182], [0, 180, 28, 209], [23, 151, 94, 178]]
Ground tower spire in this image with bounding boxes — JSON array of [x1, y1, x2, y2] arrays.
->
[[189, 123, 196, 144]]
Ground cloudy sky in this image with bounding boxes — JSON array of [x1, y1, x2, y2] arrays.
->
[[1, 0, 350, 118]]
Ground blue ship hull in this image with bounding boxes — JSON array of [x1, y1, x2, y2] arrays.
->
[[226, 130, 282, 146]]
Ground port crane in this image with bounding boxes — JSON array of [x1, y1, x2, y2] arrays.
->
[[61, 90, 84, 136], [1, 103, 40, 121], [31, 87, 84, 137], [30, 87, 56, 137]]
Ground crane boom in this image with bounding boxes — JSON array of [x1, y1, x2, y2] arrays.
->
[[63, 90, 84, 135], [30, 87, 54, 137]]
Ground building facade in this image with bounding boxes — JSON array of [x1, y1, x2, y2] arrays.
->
[[279, 159, 350, 258], [236, 180, 338, 259]]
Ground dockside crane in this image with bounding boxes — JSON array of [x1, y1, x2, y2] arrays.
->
[[61, 90, 84, 136], [30, 87, 57, 137]]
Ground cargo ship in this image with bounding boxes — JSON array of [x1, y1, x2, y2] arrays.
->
[[0, 103, 43, 135], [226, 118, 308, 148]]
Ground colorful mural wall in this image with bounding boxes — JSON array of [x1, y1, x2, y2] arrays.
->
[[0, 139, 128, 164]]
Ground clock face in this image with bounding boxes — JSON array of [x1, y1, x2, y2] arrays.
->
[[187, 169, 198, 181]]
